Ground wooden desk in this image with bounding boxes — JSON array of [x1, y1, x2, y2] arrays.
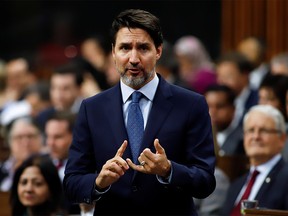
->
[[244, 208, 288, 216], [0, 191, 11, 216]]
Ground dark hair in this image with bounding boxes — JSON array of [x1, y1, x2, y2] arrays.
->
[[53, 62, 84, 87], [216, 51, 254, 74], [23, 81, 51, 102], [259, 74, 288, 121], [205, 84, 236, 106], [46, 111, 76, 133], [111, 9, 163, 48], [10, 154, 67, 216], [7, 116, 43, 144]]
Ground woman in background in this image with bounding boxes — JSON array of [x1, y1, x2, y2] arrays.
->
[[10, 154, 67, 216]]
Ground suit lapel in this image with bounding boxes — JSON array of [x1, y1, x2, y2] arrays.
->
[[142, 80, 173, 150], [255, 158, 285, 200]]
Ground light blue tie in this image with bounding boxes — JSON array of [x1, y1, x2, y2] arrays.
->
[[127, 91, 144, 163]]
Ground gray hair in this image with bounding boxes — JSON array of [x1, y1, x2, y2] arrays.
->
[[243, 104, 286, 134], [8, 116, 43, 144]]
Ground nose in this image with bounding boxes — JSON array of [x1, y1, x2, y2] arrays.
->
[[250, 129, 262, 139], [129, 49, 140, 65], [24, 182, 34, 191]]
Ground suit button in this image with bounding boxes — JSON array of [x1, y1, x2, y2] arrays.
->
[[132, 186, 138, 192]]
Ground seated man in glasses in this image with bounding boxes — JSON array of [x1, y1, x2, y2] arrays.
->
[[221, 104, 288, 216]]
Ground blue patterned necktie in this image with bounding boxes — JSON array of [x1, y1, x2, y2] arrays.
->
[[127, 91, 144, 163]]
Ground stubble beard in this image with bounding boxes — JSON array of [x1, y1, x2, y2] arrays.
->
[[120, 69, 154, 89]]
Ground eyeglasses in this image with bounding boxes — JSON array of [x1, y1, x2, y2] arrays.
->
[[11, 133, 40, 141], [244, 128, 281, 136]]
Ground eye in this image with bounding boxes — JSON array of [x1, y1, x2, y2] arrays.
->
[[19, 179, 28, 186], [119, 44, 130, 51], [139, 44, 149, 51], [34, 181, 45, 187]]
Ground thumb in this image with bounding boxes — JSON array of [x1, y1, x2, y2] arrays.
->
[[154, 139, 165, 154]]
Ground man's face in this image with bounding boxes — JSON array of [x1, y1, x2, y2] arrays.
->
[[45, 119, 72, 160], [50, 74, 79, 110], [112, 27, 162, 89], [216, 62, 247, 96], [10, 121, 43, 163], [244, 111, 286, 165], [5, 58, 31, 91], [205, 91, 235, 131]]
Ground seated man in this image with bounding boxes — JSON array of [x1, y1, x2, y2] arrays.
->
[[205, 84, 245, 157], [221, 105, 288, 216]]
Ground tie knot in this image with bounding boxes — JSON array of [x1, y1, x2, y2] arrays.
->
[[251, 169, 260, 178], [131, 91, 142, 103]]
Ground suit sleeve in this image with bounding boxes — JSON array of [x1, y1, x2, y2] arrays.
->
[[63, 100, 98, 204]]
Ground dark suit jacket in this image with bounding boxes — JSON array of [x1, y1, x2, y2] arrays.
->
[[64, 75, 216, 215], [221, 158, 288, 215], [219, 124, 245, 157]]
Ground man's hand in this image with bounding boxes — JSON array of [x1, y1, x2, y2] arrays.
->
[[127, 139, 171, 178], [95, 140, 129, 189]]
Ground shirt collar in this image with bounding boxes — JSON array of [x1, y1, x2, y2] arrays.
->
[[250, 154, 282, 174], [121, 74, 159, 103]]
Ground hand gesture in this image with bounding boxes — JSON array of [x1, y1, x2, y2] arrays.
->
[[127, 139, 171, 178], [95, 140, 129, 189]]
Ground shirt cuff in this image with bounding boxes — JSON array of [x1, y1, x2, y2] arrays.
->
[[93, 184, 111, 201], [156, 166, 173, 184]]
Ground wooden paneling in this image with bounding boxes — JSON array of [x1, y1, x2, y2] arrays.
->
[[0, 192, 11, 216], [221, 0, 288, 61]]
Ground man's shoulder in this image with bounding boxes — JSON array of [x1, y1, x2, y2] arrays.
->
[[86, 85, 118, 100]]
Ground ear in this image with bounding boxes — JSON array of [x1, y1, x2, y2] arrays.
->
[[111, 44, 116, 59], [155, 44, 163, 60]]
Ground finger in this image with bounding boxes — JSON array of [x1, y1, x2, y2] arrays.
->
[[115, 158, 129, 170], [115, 140, 128, 157], [126, 158, 143, 171], [154, 138, 165, 154], [109, 162, 127, 175]]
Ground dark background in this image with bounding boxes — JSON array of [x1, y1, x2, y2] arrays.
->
[[0, 0, 221, 61]]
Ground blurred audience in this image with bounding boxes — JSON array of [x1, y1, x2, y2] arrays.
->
[[104, 52, 120, 87], [270, 52, 288, 76], [0, 59, 7, 110], [258, 74, 288, 161], [10, 153, 67, 216], [205, 84, 245, 157], [174, 35, 217, 94], [0, 117, 44, 192], [35, 62, 84, 131], [44, 111, 81, 214], [215, 51, 258, 129], [156, 40, 188, 89], [237, 36, 269, 91], [258, 74, 288, 122], [1, 57, 37, 110], [221, 105, 288, 215], [0, 81, 51, 127], [44, 111, 75, 180], [80, 34, 110, 91]]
